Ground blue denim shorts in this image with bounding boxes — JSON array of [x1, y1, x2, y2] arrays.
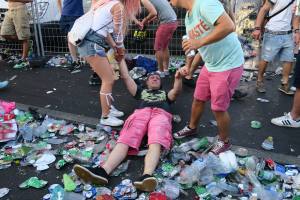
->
[[261, 32, 294, 62], [77, 30, 108, 58]]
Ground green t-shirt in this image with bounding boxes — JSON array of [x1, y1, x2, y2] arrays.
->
[[185, 0, 244, 72]]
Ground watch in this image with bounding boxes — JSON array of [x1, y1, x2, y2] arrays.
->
[[293, 29, 300, 33]]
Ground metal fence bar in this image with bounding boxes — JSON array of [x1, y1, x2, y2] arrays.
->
[[31, 1, 41, 57]]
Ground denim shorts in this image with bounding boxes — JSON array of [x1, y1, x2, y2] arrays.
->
[[77, 30, 108, 58], [261, 32, 294, 62], [59, 15, 80, 34]]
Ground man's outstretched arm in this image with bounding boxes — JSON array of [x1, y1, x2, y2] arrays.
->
[[168, 70, 183, 101]]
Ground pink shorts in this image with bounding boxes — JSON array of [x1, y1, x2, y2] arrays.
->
[[194, 66, 243, 111], [154, 21, 178, 51], [117, 107, 173, 154]]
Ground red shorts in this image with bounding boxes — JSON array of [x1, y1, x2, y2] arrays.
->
[[154, 21, 178, 51], [194, 66, 243, 111], [117, 107, 173, 154]]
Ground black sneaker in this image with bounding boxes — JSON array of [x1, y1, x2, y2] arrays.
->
[[232, 89, 248, 100], [69, 61, 81, 73], [133, 174, 157, 192], [73, 164, 109, 185], [89, 73, 101, 85], [183, 77, 196, 88]]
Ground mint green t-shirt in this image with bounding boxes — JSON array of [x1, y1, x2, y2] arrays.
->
[[185, 0, 244, 72]]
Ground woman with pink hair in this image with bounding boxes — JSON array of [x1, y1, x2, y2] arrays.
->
[[77, 0, 141, 127]]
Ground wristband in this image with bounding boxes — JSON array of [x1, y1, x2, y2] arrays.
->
[[254, 27, 261, 31], [293, 29, 300, 33]]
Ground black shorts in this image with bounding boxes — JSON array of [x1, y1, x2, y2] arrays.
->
[[294, 54, 300, 88], [59, 15, 80, 34]]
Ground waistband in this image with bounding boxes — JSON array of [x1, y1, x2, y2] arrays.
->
[[84, 29, 108, 48], [8, 4, 27, 10], [265, 29, 292, 35]]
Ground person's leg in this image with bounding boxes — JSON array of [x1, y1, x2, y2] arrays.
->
[[212, 111, 230, 142], [174, 67, 210, 139], [85, 56, 114, 117], [162, 48, 170, 72], [291, 89, 300, 119], [21, 39, 29, 59], [102, 143, 129, 174], [155, 50, 164, 73], [68, 41, 79, 62], [143, 144, 161, 175], [189, 99, 206, 129]]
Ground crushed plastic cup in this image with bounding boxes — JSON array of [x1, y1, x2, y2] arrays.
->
[[251, 121, 262, 129], [234, 147, 249, 157], [162, 179, 180, 199], [19, 177, 48, 189], [63, 174, 76, 191], [219, 151, 238, 173], [0, 188, 9, 198], [261, 136, 274, 150], [172, 114, 181, 123]]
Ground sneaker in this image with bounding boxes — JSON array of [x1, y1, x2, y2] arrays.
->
[[256, 81, 266, 93], [73, 164, 109, 185], [89, 73, 101, 86], [156, 71, 165, 78], [232, 89, 248, 100], [271, 112, 300, 128], [278, 84, 295, 95], [183, 77, 196, 88], [173, 125, 197, 139], [13, 59, 30, 69], [210, 140, 231, 155], [0, 81, 8, 89], [69, 61, 81, 73], [109, 105, 124, 118], [100, 116, 124, 127], [134, 174, 157, 192]]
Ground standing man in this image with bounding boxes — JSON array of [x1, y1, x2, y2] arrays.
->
[[1, 0, 32, 69], [271, 15, 300, 128], [134, 0, 178, 78], [57, 0, 83, 72], [171, 0, 244, 154], [252, 0, 299, 95]]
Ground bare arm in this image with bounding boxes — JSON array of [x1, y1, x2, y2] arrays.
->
[[119, 60, 138, 96], [141, 0, 157, 25], [168, 70, 183, 101], [293, 15, 300, 45], [57, 0, 62, 14], [183, 13, 235, 51], [254, 0, 272, 29]]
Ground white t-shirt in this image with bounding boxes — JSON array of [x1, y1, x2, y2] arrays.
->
[[91, 1, 118, 38], [265, 0, 295, 31]]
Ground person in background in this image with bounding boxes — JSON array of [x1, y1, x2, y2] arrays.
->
[[1, 0, 32, 69], [57, 0, 83, 73], [133, 0, 178, 78]]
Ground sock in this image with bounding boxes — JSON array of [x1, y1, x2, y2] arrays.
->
[[102, 116, 108, 119]]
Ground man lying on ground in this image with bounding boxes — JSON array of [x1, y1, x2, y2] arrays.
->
[[73, 68, 184, 192]]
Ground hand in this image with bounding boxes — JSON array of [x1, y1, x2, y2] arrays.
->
[[252, 30, 261, 40], [137, 21, 144, 30], [174, 70, 182, 79], [182, 39, 199, 54], [114, 47, 125, 62], [294, 32, 300, 45], [178, 66, 189, 77]]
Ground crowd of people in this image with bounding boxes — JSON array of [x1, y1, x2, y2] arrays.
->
[[1, 0, 300, 193]]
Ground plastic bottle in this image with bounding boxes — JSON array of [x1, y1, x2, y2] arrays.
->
[[206, 182, 224, 197], [19, 124, 34, 142], [178, 158, 207, 185], [261, 136, 274, 150], [182, 35, 196, 57], [192, 137, 209, 151], [258, 171, 276, 181], [49, 184, 65, 200]]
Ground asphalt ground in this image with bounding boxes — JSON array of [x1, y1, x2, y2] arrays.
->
[[0, 59, 300, 199]]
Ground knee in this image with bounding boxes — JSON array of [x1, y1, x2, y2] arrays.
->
[[148, 144, 161, 152]]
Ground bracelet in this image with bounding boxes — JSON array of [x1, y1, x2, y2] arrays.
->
[[293, 29, 300, 33], [254, 27, 261, 30]]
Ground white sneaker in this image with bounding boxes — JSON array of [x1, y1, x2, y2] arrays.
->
[[156, 71, 165, 78], [109, 105, 124, 118], [271, 112, 300, 128], [100, 116, 124, 127]]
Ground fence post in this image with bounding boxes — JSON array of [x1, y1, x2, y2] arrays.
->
[[30, 1, 41, 57], [32, 0, 45, 57]]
